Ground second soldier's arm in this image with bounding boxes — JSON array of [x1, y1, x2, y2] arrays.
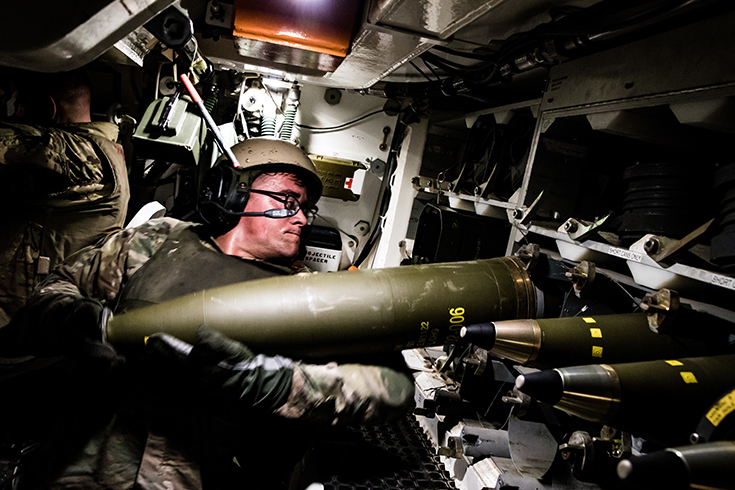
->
[[146, 327, 416, 426]]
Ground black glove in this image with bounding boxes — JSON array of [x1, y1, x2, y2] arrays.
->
[[144, 326, 294, 416], [5, 296, 123, 368], [146, 327, 416, 426]]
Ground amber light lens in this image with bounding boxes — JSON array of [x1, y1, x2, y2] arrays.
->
[[232, 0, 361, 57]]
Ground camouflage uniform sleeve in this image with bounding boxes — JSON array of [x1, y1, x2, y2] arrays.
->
[[144, 327, 416, 426], [34, 218, 182, 305], [275, 361, 416, 426], [0, 123, 106, 186]]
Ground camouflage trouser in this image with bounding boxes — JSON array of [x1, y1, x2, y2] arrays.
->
[[0, 222, 42, 329]]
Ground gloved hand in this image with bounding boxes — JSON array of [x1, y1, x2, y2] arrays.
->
[[6, 295, 123, 368], [144, 326, 295, 415], [276, 361, 416, 426], [146, 326, 416, 426]]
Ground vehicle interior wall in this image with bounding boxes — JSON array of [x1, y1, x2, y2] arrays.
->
[[2, 1, 735, 488]]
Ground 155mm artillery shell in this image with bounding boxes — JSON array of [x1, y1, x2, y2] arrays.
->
[[461, 313, 725, 368], [106, 257, 537, 358], [617, 441, 735, 490], [515, 354, 735, 445]]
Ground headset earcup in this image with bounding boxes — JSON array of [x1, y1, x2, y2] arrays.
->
[[198, 166, 248, 231], [200, 166, 229, 205]]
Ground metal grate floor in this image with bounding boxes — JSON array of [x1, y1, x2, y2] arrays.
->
[[310, 414, 457, 490]]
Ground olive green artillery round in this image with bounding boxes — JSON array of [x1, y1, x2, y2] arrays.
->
[[106, 256, 537, 358], [461, 313, 728, 369]]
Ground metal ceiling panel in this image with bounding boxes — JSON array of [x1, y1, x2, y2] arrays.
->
[[0, 0, 177, 72], [205, 0, 515, 88], [299, 23, 445, 89], [369, 0, 511, 39]]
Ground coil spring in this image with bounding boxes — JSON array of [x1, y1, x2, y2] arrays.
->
[[261, 114, 276, 137], [203, 94, 217, 114], [280, 107, 297, 140]]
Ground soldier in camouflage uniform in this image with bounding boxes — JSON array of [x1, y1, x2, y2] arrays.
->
[[10, 138, 414, 489], [0, 69, 129, 329]]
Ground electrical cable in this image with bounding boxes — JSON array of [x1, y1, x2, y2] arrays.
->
[[261, 78, 285, 116], [432, 44, 491, 60], [409, 60, 433, 82], [511, 220, 530, 245], [234, 75, 248, 132], [498, 0, 686, 39], [296, 109, 385, 132], [417, 0, 699, 89], [421, 51, 495, 74], [353, 109, 411, 267], [596, 269, 643, 311], [422, 58, 442, 82]]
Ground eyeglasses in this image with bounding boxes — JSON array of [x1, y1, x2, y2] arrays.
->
[[250, 189, 318, 225]]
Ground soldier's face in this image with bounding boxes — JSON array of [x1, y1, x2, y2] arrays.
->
[[233, 172, 309, 261]]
